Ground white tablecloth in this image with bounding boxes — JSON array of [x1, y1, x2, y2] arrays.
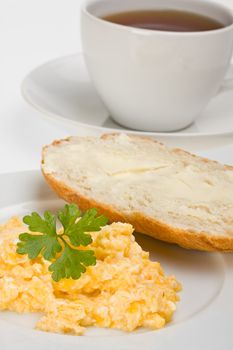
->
[[0, 0, 233, 173]]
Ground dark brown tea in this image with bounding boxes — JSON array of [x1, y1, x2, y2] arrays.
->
[[102, 10, 224, 32]]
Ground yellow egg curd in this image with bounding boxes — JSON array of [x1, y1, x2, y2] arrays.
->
[[0, 217, 181, 335]]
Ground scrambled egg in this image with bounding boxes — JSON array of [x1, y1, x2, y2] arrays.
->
[[0, 217, 181, 335]]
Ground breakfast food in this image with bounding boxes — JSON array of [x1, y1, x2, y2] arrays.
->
[[0, 216, 181, 335], [42, 134, 233, 252]]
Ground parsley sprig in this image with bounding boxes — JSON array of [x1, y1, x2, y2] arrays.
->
[[16, 204, 108, 282]]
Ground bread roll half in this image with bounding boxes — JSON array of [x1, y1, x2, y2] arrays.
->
[[42, 134, 233, 252]]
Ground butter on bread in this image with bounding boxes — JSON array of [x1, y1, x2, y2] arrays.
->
[[41, 134, 233, 252]]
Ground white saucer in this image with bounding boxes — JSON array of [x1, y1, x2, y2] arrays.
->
[[22, 53, 233, 138], [198, 143, 233, 165]]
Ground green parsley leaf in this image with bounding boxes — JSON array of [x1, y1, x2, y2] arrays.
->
[[16, 204, 108, 282], [17, 232, 62, 260], [17, 211, 61, 260], [58, 204, 81, 231], [64, 208, 108, 247], [48, 245, 96, 282], [23, 211, 56, 235]]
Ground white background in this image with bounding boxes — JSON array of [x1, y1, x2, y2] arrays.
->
[[0, 0, 233, 173], [0, 0, 83, 173]]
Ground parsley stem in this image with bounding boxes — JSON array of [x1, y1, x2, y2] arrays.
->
[[59, 235, 69, 247]]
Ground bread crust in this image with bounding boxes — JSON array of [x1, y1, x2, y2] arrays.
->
[[42, 134, 233, 253]]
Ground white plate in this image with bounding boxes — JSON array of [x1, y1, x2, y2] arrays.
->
[[21, 54, 233, 138], [0, 167, 233, 350]]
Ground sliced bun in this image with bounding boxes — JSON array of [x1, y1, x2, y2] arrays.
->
[[42, 134, 233, 252]]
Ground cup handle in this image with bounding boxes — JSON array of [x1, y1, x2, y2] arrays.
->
[[218, 77, 233, 94]]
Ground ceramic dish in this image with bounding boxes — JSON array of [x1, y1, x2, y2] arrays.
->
[[21, 54, 233, 138], [199, 143, 233, 164], [0, 168, 233, 350]]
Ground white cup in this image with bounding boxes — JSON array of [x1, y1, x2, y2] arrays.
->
[[81, 0, 233, 132]]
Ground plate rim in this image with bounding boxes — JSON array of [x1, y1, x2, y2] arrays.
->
[[21, 53, 233, 139]]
